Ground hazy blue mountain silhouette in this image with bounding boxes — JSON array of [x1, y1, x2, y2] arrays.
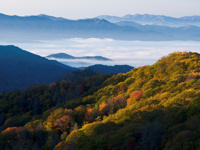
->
[[0, 45, 76, 92], [0, 13, 143, 41], [1, 13, 200, 41], [116, 21, 200, 38], [47, 53, 111, 61], [97, 14, 200, 27]]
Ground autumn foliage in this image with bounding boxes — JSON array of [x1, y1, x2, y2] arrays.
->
[[0, 52, 200, 150], [54, 115, 72, 132], [126, 90, 143, 106]]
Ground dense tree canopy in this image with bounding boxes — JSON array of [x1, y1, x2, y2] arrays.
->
[[0, 52, 200, 150]]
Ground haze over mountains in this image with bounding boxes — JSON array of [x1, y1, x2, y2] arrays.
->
[[0, 13, 141, 41], [0, 46, 133, 92], [97, 14, 200, 27], [0, 13, 200, 41], [47, 53, 111, 61], [1, 10, 200, 150]]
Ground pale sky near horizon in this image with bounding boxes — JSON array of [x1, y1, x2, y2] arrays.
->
[[0, 0, 199, 19]]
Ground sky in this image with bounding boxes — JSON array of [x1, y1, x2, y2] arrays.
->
[[0, 0, 199, 19]]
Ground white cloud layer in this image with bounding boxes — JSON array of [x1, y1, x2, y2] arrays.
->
[[1, 38, 200, 67]]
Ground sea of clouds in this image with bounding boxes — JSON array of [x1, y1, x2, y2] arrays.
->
[[1, 38, 200, 67]]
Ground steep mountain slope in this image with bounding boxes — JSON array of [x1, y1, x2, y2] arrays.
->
[[0, 45, 76, 92], [0, 52, 200, 150], [55, 52, 200, 149]]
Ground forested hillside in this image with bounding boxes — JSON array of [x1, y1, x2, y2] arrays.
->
[[0, 52, 200, 150], [88, 64, 134, 74]]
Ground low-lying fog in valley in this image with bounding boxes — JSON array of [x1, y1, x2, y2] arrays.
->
[[1, 38, 200, 67]]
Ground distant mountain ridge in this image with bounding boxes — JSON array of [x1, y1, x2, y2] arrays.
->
[[97, 14, 200, 27], [0, 13, 200, 41], [116, 21, 200, 37], [47, 53, 111, 61], [0, 45, 76, 92], [0, 13, 141, 41]]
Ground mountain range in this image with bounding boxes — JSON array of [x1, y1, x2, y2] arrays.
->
[[0, 13, 200, 41], [97, 14, 200, 27], [0, 13, 141, 41], [47, 53, 111, 61], [115, 21, 200, 39]]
